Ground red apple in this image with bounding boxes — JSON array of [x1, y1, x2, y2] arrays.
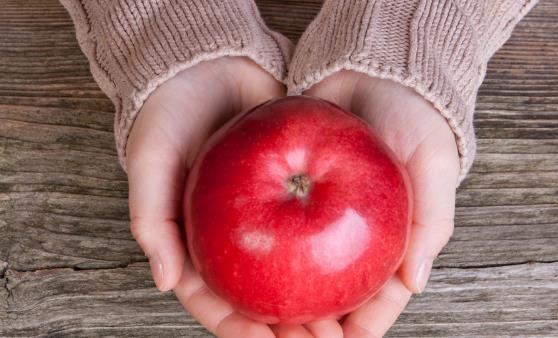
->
[[184, 96, 412, 324]]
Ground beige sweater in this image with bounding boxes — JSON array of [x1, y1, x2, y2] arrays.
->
[[60, 0, 537, 181]]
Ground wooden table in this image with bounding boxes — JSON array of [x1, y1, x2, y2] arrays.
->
[[1, 0, 557, 336]]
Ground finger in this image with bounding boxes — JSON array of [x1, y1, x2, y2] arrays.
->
[[399, 129, 460, 293], [271, 324, 314, 338], [342, 276, 411, 338], [304, 318, 344, 338], [174, 259, 275, 338], [218, 313, 276, 338]]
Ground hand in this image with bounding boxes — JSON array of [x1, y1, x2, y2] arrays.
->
[[305, 71, 460, 337], [126, 57, 279, 337], [126, 57, 343, 338]]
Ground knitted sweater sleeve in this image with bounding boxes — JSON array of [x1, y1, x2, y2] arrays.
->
[[288, 0, 538, 182], [59, 0, 293, 170]]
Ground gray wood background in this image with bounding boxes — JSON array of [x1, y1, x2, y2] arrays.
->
[[1, 0, 557, 337]]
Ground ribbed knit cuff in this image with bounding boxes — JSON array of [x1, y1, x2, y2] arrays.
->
[[60, 0, 293, 171], [288, 0, 538, 184]]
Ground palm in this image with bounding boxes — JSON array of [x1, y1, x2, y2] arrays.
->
[[306, 71, 460, 337]]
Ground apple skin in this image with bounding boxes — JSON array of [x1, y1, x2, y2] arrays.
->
[[184, 96, 412, 324]]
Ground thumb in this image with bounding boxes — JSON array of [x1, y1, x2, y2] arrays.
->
[[398, 131, 460, 293], [127, 136, 188, 292]]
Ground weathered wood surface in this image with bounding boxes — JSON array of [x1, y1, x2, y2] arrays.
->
[[2, 262, 556, 337], [0, 0, 557, 337]]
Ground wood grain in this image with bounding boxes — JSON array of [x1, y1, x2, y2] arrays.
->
[[2, 263, 205, 337], [0, 0, 557, 337], [2, 262, 556, 337]]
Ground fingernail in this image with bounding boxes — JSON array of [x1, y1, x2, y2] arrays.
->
[[415, 259, 433, 293], [148, 254, 165, 291]]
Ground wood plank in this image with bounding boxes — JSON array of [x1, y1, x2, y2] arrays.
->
[[472, 153, 558, 173], [461, 171, 558, 189], [0, 1, 112, 112], [0, 105, 114, 129], [257, 0, 323, 41], [2, 190, 143, 271], [476, 138, 558, 154], [1, 262, 556, 337], [438, 223, 558, 268], [457, 187, 558, 206], [455, 204, 558, 227], [1, 263, 210, 337], [389, 262, 558, 337], [0, 118, 115, 154], [0, 147, 123, 185]]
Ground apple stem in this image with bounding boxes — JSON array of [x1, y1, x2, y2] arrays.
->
[[287, 174, 311, 199]]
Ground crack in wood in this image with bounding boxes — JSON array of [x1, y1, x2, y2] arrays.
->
[[4, 257, 148, 275], [2, 259, 554, 276], [1, 245, 13, 310], [32, 325, 207, 337], [0, 261, 6, 278], [3, 276, 12, 310], [1, 261, 10, 311], [435, 259, 558, 270], [1, 257, 149, 311]]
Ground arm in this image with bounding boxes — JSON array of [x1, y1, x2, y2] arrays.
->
[[60, 0, 292, 170], [288, 0, 538, 336], [289, 0, 538, 182]]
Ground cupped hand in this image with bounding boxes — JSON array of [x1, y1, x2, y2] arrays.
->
[[305, 70, 460, 337], [125, 57, 343, 338]]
